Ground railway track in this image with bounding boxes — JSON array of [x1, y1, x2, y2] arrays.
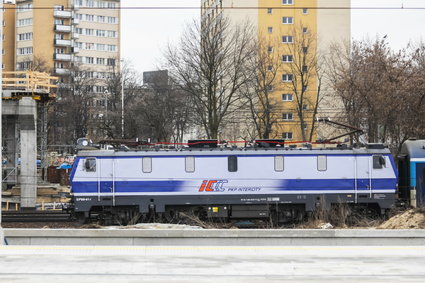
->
[[1, 211, 72, 222]]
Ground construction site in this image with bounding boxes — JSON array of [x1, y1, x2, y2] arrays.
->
[[1, 70, 71, 212]]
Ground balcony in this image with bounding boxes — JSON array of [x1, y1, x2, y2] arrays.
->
[[54, 10, 72, 18], [54, 53, 72, 61], [54, 39, 72, 47], [73, 33, 80, 39], [55, 68, 70, 75], [73, 4, 80, 11], [54, 24, 72, 33], [73, 18, 80, 25], [71, 47, 80, 53]]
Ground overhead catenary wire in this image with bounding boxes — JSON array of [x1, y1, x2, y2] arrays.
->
[[4, 6, 425, 10]]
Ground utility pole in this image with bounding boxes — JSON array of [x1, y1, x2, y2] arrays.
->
[[0, 0, 4, 245], [121, 59, 124, 138]]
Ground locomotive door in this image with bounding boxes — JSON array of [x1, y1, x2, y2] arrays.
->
[[99, 158, 116, 206], [354, 155, 372, 202], [416, 163, 425, 207]]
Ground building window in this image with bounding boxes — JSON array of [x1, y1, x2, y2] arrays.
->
[[107, 31, 117, 38], [282, 0, 294, 5], [18, 32, 33, 41], [282, 55, 293, 63], [85, 43, 94, 50], [107, 58, 116, 66], [96, 29, 106, 37], [97, 44, 106, 51], [86, 14, 95, 22], [17, 47, 33, 55], [282, 113, 293, 120], [268, 46, 273, 53], [97, 58, 105, 65], [282, 17, 293, 24], [267, 85, 274, 91], [267, 65, 273, 71], [107, 2, 117, 8], [282, 132, 293, 140], [267, 8, 273, 14], [303, 8, 308, 14], [268, 27, 273, 34], [303, 46, 309, 53], [17, 18, 33, 27], [302, 65, 308, 72], [282, 74, 293, 82], [17, 3, 33, 12], [107, 45, 117, 52], [282, 94, 293, 101], [303, 27, 308, 33], [302, 104, 308, 110], [282, 36, 293, 43], [107, 16, 117, 24]]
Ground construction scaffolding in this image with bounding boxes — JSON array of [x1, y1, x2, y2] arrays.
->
[[2, 71, 58, 209]]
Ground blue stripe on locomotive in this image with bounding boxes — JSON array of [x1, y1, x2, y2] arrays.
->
[[71, 179, 396, 194]]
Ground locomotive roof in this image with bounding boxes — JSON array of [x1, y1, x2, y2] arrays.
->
[[76, 147, 391, 157], [400, 140, 425, 159]]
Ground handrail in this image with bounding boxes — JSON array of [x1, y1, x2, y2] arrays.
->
[[2, 71, 58, 93]]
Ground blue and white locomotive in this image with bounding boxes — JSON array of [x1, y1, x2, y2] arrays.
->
[[70, 140, 399, 223]]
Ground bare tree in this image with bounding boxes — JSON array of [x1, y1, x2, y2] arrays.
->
[[280, 26, 323, 142], [327, 37, 425, 153], [101, 59, 142, 139], [165, 17, 255, 139], [48, 63, 95, 145], [243, 36, 283, 139]]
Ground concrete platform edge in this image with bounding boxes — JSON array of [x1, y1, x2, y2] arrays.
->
[[3, 229, 425, 246]]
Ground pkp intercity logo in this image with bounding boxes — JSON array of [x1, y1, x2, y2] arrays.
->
[[199, 180, 228, 192]]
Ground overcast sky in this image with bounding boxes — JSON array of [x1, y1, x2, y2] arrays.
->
[[121, 0, 425, 74]]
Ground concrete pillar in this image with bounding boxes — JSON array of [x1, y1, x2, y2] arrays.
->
[[19, 98, 37, 209]]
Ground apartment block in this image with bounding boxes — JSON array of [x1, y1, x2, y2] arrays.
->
[[2, 1, 15, 71], [2, 0, 121, 140], [201, 0, 351, 142]]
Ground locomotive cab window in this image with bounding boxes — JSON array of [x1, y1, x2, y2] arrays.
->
[[317, 155, 327, 171], [142, 157, 152, 173], [274, 156, 284, 172], [185, 156, 195, 173], [373, 155, 386, 169], [84, 158, 96, 172], [228, 156, 238, 172]]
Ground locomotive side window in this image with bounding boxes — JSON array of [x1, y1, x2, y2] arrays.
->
[[317, 155, 327, 171], [142, 157, 152, 173], [373, 155, 386, 169], [84, 158, 96, 172], [228, 156, 238, 172], [274, 156, 284, 172], [185, 156, 195, 173]]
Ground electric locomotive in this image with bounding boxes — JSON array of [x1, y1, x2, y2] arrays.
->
[[70, 140, 403, 224]]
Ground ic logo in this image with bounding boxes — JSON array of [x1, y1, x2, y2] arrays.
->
[[199, 180, 228, 192]]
